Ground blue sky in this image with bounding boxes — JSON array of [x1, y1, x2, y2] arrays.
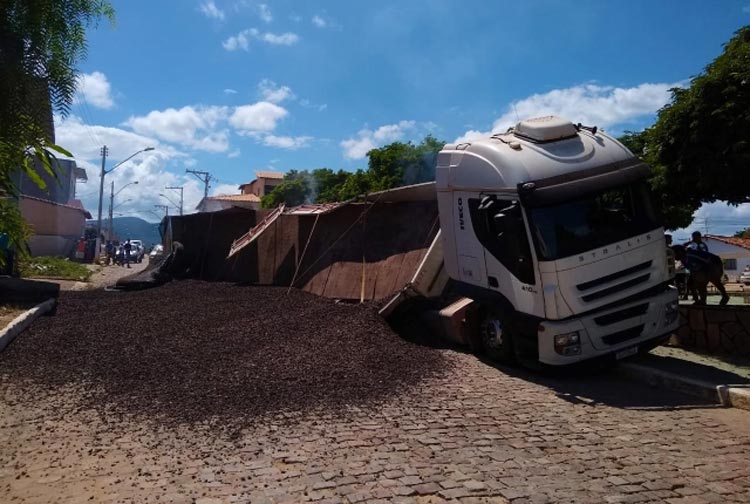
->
[[62, 0, 749, 234]]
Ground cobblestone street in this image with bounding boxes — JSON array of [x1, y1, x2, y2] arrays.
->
[[3, 350, 750, 504]]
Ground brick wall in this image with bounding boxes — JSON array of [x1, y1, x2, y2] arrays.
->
[[670, 305, 750, 357]]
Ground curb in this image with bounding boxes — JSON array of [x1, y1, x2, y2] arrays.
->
[[618, 362, 750, 411], [0, 298, 56, 352]]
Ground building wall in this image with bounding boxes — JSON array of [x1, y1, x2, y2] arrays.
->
[[702, 238, 750, 281], [19, 196, 87, 257], [17, 158, 79, 204]]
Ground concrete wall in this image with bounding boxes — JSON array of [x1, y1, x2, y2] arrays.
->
[[19, 196, 87, 257], [670, 305, 750, 357]]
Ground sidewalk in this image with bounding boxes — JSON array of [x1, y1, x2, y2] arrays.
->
[[620, 345, 750, 411], [33, 258, 150, 291]]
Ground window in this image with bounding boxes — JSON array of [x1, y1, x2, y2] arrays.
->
[[529, 181, 658, 261], [723, 258, 737, 270], [469, 197, 535, 284]]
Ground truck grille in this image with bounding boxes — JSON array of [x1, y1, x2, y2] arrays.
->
[[577, 261, 652, 303], [593, 303, 649, 326], [601, 324, 644, 345]]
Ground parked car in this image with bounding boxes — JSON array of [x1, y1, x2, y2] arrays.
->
[[149, 244, 164, 260], [129, 240, 145, 263], [741, 269, 750, 285]]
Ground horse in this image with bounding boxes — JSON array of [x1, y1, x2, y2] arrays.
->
[[671, 245, 729, 306]]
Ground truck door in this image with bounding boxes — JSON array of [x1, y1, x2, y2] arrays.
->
[[468, 196, 543, 316]]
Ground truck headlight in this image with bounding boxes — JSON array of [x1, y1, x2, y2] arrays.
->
[[664, 300, 679, 326], [554, 331, 581, 356]]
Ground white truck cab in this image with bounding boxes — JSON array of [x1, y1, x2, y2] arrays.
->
[[436, 116, 679, 365]]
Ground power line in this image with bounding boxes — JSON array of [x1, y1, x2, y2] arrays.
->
[[186, 169, 214, 199]]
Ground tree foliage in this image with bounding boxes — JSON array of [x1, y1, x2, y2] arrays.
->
[[618, 130, 698, 230], [260, 136, 445, 208], [621, 27, 750, 230], [0, 0, 114, 266]]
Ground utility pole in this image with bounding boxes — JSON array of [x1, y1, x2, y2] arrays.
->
[[109, 180, 114, 241], [154, 204, 169, 217], [186, 169, 213, 199], [165, 185, 184, 215], [96, 145, 109, 250]]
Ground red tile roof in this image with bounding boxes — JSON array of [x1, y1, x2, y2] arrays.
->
[[706, 234, 750, 250]]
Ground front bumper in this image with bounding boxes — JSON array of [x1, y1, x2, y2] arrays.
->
[[537, 286, 679, 366]]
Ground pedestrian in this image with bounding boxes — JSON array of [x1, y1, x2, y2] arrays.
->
[[123, 239, 132, 269], [687, 231, 709, 252], [105, 240, 114, 266]]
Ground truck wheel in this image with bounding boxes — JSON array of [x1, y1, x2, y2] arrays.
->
[[478, 309, 515, 363]]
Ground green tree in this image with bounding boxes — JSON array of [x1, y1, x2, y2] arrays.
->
[[630, 26, 750, 230], [618, 131, 697, 230], [0, 0, 114, 266], [365, 135, 445, 192], [311, 168, 350, 203], [260, 170, 310, 208], [734, 228, 750, 239], [335, 169, 371, 201]]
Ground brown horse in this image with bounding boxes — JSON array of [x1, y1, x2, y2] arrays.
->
[[671, 245, 729, 306]]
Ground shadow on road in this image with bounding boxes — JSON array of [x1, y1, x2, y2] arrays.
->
[[481, 355, 723, 411]]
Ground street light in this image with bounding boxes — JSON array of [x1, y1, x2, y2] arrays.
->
[[159, 193, 180, 214], [96, 146, 154, 253], [165, 185, 184, 215], [113, 198, 133, 211], [109, 180, 138, 241]]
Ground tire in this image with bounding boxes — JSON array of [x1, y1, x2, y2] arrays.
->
[[477, 307, 515, 363]]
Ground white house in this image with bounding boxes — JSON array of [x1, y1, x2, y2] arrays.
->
[[700, 235, 750, 282]]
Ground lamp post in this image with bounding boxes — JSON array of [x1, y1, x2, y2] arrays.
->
[[109, 180, 138, 242], [159, 193, 181, 215], [96, 146, 154, 255], [165, 186, 184, 215]]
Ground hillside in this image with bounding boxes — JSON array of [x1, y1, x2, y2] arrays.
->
[[88, 217, 162, 248]]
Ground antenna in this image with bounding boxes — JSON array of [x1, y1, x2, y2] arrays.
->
[[512, 103, 520, 123], [186, 169, 214, 199]]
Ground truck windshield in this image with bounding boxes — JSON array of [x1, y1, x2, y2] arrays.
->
[[529, 181, 658, 261]]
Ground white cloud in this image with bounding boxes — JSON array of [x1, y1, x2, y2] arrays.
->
[[208, 183, 245, 200], [258, 79, 295, 103], [75, 71, 114, 109], [228, 149, 241, 158], [455, 82, 681, 143], [222, 28, 299, 51], [743, 4, 750, 14], [256, 30, 299, 45], [124, 105, 230, 153], [199, 1, 225, 21], [341, 120, 416, 160], [312, 15, 327, 28], [261, 134, 313, 150], [222, 31, 251, 51], [258, 4, 272, 23], [230, 101, 288, 132], [299, 99, 327, 111], [223, 88, 238, 95]]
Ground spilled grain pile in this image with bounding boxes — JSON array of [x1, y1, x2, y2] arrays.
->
[[0, 281, 448, 425]]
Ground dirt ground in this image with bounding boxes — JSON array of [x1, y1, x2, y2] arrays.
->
[[30, 258, 150, 292], [0, 306, 29, 328]]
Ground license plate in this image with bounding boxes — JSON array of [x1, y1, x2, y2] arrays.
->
[[615, 346, 638, 360]]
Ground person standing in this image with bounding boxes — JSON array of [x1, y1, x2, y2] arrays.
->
[[105, 240, 114, 266], [123, 239, 132, 269], [687, 231, 709, 252]]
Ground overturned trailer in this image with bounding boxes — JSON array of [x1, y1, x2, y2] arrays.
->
[[163, 183, 441, 302]]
